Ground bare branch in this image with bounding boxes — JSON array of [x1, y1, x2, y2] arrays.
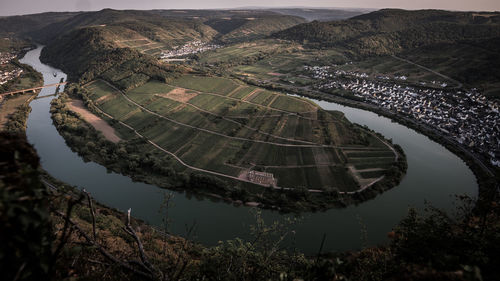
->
[[124, 208, 159, 278], [83, 189, 97, 241], [54, 210, 154, 280]]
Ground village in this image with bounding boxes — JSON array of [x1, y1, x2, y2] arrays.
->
[[0, 52, 23, 86], [304, 65, 500, 168], [160, 40, 221, 59]]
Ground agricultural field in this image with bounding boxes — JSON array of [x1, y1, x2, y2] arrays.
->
[[335, 55, 462, 88], [197, 39, 299, 65], [231, 48, 349, 85], [84, 75, 398, 192], [115, 38, 172, 57]]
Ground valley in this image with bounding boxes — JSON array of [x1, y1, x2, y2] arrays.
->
[[1, 6, 499, 280]]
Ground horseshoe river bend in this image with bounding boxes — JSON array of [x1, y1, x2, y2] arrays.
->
[[21, 46, 477, 253]]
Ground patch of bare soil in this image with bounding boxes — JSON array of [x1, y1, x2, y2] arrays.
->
[[156, 88, 198, 103], [67, 100, 121, 143]]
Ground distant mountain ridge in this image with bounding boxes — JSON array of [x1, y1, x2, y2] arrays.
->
[[273, 9, 500, 56], [267, 8, 371, 21], [0, 9, 310, 45], [152, 9, 307, 43]]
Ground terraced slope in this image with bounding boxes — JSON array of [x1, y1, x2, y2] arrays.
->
[[84, 75, 398, 192]]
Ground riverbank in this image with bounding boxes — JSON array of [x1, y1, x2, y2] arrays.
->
[[238, 76, 498, 202]]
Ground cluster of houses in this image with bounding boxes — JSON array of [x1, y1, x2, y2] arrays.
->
[[304, 66, 500, 168], [0, 52, 23, 86], [304, 65, 368, 79], [160, 40, 220, 59], [304, 65, 449, 88]]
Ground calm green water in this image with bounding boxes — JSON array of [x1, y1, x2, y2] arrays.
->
[[22, 46, 477, 253]]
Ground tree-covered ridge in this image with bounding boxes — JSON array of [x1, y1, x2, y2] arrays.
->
[[0, 9, 308, 46], [0, 11, 80, 40], [273, 9, 500, 56], [205, 15, 306, 43], [35, 9, 218, 44], [40, 26, 185, 87]]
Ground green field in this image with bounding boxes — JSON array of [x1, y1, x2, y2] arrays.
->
[[85, 75, 397, 192], [231, 48, 348, 84], [197, 39, 298, 65]]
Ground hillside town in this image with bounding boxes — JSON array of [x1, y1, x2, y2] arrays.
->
[[304, 65, 500, 168], [0, 52, 23, 86], [160, 40, 221, 59]]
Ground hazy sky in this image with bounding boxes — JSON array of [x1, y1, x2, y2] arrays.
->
[[1, 0, 499, 16]]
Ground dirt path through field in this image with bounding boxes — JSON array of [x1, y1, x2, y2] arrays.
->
[[66, 99, 121, 143]]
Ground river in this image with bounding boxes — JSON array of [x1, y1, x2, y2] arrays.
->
[[21, 46, 477, 253]]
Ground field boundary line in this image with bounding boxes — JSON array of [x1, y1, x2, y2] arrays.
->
[[98, 80, 333, 148], [165, 83, 317, 119], [155, 94, 317, 145]]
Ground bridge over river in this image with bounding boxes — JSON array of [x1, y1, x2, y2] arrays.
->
[[0, 82, 67, 98]]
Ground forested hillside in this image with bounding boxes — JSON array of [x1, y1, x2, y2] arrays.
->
[[0, 9, 308, 46], [34, 9, 217, 44], [40, 26, 184, 87], [0, 11, 80, 40], [274, 9, 500, 56], [269, 8, 370, 21], [204, 14, 306, 43]]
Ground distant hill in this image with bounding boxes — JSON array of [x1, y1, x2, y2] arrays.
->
[[0, 12, 80, 39], [31, 9, 310, 83], [40, 25, 187, 92], [268, 8, 371, 21], [34, 9, 217, 45], [153, 9, 307, 43], [274, 9, 500, 56], [1, 9, 307, 45], [207, 15, 306, 43]]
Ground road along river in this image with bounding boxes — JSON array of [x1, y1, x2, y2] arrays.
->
[[21, 46, 477, 253]]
